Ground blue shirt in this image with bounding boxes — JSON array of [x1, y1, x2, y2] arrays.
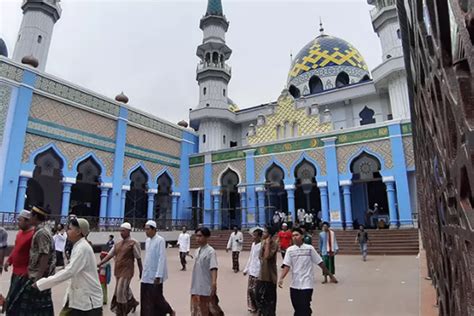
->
[[319, 231, 339, 256], [142, 234, 168, 284]]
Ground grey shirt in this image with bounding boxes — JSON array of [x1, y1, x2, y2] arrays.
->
[[190, 244, 218, 296]]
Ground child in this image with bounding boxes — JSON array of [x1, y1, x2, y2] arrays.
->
[[98, 251, 111, 305]]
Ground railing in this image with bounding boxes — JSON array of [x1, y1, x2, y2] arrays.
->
[[196, 62, 232, 75]]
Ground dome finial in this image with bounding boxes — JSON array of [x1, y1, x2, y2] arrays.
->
[[319, 17, 325, 35]]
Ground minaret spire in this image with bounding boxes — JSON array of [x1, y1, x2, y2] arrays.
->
[[206, 0, 224, 16], [319, 17, 325, 35]]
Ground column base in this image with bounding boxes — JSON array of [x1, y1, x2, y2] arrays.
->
[[389, 221, 399, 229], [330, 221, 343, 230], [345, 225, 354, 230], [399, 220, 415, 229], [213, 224, 221, 230]]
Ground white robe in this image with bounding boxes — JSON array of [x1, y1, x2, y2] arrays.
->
[[226, 231, 243, 252]]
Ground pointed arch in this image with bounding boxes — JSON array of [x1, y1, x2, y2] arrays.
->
[[335, 71, 350, 87], [72, 152, 106, 178], [289, 85, 301, 98], [309, 75, 324, 94], [289, 152, 323, 181], [28, 143, 67, 171], [259, 158, 288, 183], [125, 162, 152, 184], [217, 165, 242, 187], [155, 168, 176, 191], [345, 147, 387, 176]]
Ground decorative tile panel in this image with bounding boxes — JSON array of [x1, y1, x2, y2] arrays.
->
[[22, 134, 115, 177], [401, 123, 412, 135], [248, 89, 331, 144], [336, 127, 389, 145], [189, 155, 205, 166], [34, 75, 120, 116], [30, 94, 116, 139], [189, 166, 204, 189], [212, 150, 245, 162], [254, 155, 272, 182], [123, 156, 180, 186], [212, 160, 246, 186], [0, 84, 12, 146], [255, 137, 323, 156], [128, 110, 183, 139], [0, 62, 24, 83], [126, 126, 180, 157], [403, 136, 415, 168], [336, 139, 393, 173], [306, 149, 327, 176]]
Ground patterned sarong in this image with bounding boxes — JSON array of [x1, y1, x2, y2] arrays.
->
[[110, 277, 138, 316], [247, 275, 258, 312], [232, 251, 240, 271], [6, 275, 54, 316], [190, 295, 224, 316], [256, 280, 277, 316]]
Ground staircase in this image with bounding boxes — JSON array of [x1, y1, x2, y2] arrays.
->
[[191, 229, 419, 255]]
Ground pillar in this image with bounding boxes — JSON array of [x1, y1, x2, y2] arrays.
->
[[15, 172, 32, 213], [239, 187, 247, 228], [384, 177, 399, 228], [244, 149, 257, 226], [99, 183, 111, 227], [203, 154, 213, 227], [171, 192, 180, 226], [256, 186, 266, 226], [146, 189, 157, 220], [322, 137, 343, 228], [285, 184, 296, 222], [212, 190, 221, 230], [61, 178, 75, 218], [318, 182, 329, 222], [120, 185, 130, 219], [340, 180, 353, 230]]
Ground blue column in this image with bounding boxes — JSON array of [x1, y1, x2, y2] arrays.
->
[[178, 131, 198, 220], [120, 186, 129, 219], [318, 182, 329, 222], [99, 186, 110, 218], [61, 181, 74, 217], [203, 155, 213, 227], [256, 187, 266, 226], [15, 174, 31, 213], [239, 189, 247, 228], [0, 70, 36, 213], [341, 181, 353, 230], [244, 149, 257, 225], [146, 189, 156, 220], [285, 185, 296, 222], [322, 137, 343, 228], [212, 191, 221, 230], [388, 123, 413, 227], [384, 179, 398, 228], [171, 193, 180, 221], [109, 107, 128, 218]]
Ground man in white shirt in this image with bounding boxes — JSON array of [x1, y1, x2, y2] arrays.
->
[[34, 218, 103, 315], [53, 223, 67, 268], [226, 226, 244, 273], [297, 208, 306, 224], [177, 226, 192, 271], [243, 227, 263, 313], [141, 220, 175, 316], [304, 212, 314, 231], [278, 227, 337, 315]]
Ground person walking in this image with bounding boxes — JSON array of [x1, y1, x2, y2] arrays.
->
[[355, 225, 369, 261], [98, 222, 142, 315], [0, 225, 8, 274], [300, 226, 312, 245], [177, 226, 191, 271], [98, 251, 111, 305], [53, 224, 66, 268], [277, 223, 292, 259], [226, 226, 243, 273], [319, 222, 338, 284], [255, 226, 278, 316], [190, 227, 224, 316], [297, 209, 305, 225], [106, 235, 115, 252], [278, 227, 338, 315], [4, 210, 34, 315], [242, 227, 263, 314], [303, 212, 313, 232], [34, 218, 103, 315]]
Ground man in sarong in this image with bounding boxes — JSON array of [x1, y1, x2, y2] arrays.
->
[[98, 222, 142, 315], [243, 227, 263, 313], [4, 210, 34, 315], [256, 226, 278, 316], [226, 226, 243, 273], [140, 220, 175, 316], [177, 226, 191, 271], [190, 227, 224, 316], [319, 222, 339, 284]]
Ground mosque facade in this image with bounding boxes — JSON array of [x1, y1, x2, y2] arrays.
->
[[0, 0, 416, 230]]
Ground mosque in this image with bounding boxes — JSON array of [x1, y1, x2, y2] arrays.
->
[[0, 0, 416, 230]]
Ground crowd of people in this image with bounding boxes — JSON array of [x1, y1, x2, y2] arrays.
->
[[0, 205, 372, 316]]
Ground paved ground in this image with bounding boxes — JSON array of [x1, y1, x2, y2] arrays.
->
[[0, 249, 419, 316]]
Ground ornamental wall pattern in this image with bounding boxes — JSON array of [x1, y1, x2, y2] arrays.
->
[[22, 133, 115, 177], [212, 159, 246, 186], [122, 156, 180, 187], [126, 126, 181, 158], [336, 139, 393, 173], [403, 136, 415, 168], [0, 62, 23, 83], [29, 94, 117, 139], [0, 85, 12, 146], [189, 166, 204, 189]]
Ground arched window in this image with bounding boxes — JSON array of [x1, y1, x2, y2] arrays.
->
[[212, 52, 219, 64], [276, 125, 281, 140], [223, 135, 226, 144], [205, 53, 211, 63], [284, 121, 291, 138], [335, 72, 350, 87], [359, 106, 376, 125], [359, 75, 371, 82], [203, 87, 207, 95], [396, 29, 401, 39], [292, 122, 298, 137], [203, 134, 206, 143], [37, 35, 42, 44], [289, 85, 301, 98], [309, 76, 323, 94], [223, 89, 226, 96]]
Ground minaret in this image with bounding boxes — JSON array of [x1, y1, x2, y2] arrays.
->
[[13, 0, 62, 71], [190, 0, 234, 152], [368, 0, 410, 120]]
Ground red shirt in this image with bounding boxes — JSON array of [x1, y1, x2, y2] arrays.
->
[[278, 230, 292, 250], [7, 229, 34, 276]]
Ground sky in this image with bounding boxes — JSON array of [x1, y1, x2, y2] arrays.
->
[[1, 0, 382, 124]]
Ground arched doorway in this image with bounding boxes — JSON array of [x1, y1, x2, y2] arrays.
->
[[265, 163, 287, 225], [125, 168, 148, 225], [25, 148, 64, 215], [294, 159, 321, 219], [350, 152, 389, 228], [220, 169, 240, 229], [70, 157, 101, 218], [155, 173, 172, 223]]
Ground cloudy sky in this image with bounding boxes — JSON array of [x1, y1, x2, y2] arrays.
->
[[1, 0, 382, 124]]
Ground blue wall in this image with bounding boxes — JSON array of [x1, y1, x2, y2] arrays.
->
[[178, 131, 198, 220]]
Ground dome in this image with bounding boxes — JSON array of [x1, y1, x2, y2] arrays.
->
[[0, 39, 8, 57], [287, 33, 370, 97]]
